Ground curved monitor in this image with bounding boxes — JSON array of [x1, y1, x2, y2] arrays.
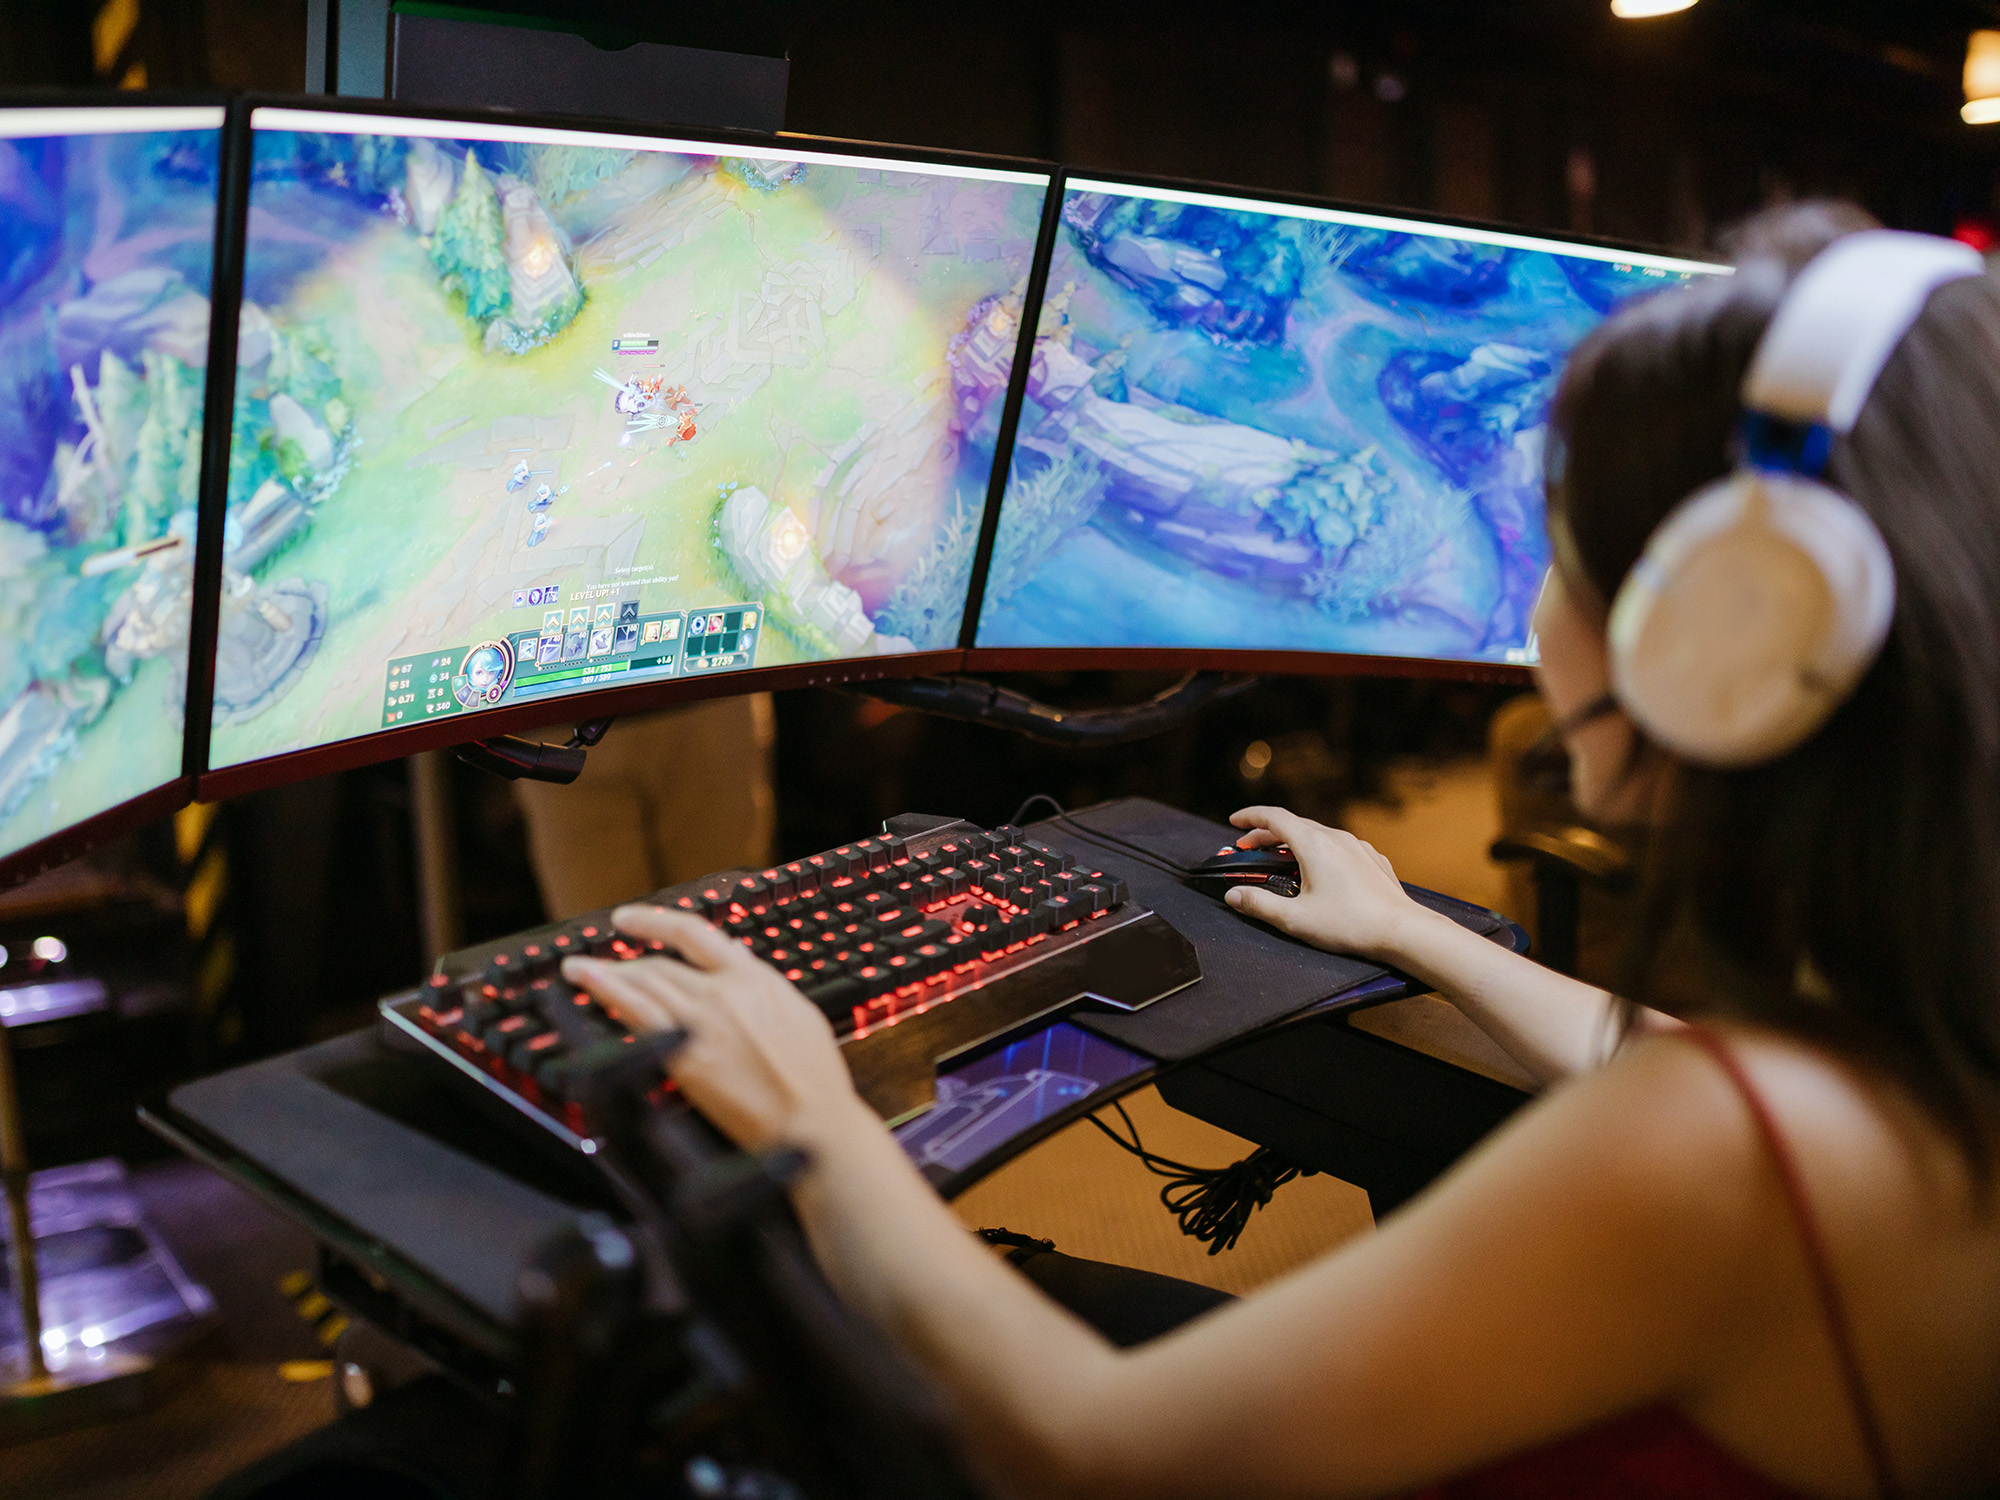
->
[[966, 174, 1726, 677], [199, 101, 1051, 795], [0, 102, 227, 880]]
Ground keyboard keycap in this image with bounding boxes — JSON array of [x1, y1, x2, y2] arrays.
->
[[1025, 841, 1074, 871], [512, 1030, 565, 1071], [887, 918, 950, 947], [486, 1014, 542, 1052], [801, 974, 866, 1020]]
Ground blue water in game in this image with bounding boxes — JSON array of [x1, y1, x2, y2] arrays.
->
[[0, 109, 222, 859], [974, 186, 1720, 663]]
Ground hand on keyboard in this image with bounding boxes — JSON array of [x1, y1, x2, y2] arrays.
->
[[390, 817, 1145, 1140], [564, 905, 866, 1152], [1225, 806, 1426, 959]]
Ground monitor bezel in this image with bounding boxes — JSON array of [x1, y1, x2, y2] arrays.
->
[[959, 163, 1729, 685], [0, 91, 237, 888], [192, 93, 1059, 801]]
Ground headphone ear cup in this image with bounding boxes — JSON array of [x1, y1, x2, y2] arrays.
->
[[1607, 472, 1895, 768]]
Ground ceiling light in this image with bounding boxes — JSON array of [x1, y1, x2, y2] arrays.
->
[[1966, 32, 2000, 123], [1611, 0, 1697, 16]]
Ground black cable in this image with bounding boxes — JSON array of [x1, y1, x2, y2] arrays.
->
[[1009, 793, 1192, 881], [1048, 814, 1193, 881], [1086, 1100, 1316, 1256], [1010, 792, 1067, 827]]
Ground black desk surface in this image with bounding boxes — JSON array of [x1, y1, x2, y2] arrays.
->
[[148, 798, 1521, 1363], [1041, 800, 1508, 1061]]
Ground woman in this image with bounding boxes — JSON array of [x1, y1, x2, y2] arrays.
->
[[565, 219, 2000, 1498]]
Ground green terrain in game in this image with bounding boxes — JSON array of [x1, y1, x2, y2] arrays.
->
[[211, 140, 1042, 767]]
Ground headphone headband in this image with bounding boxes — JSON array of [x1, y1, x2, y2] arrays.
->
[[1743, 230, 1983, 436]]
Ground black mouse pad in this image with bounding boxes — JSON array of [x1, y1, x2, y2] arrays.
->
[[1032, 798, 1517, 1063]]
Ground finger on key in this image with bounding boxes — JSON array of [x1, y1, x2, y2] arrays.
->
[[563, 955, 677, 1033], [611, 904, 742, 971]]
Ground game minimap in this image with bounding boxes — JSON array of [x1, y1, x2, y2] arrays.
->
[[208, 110, 1048, 768], [0, 106, 223, 861], [975, 180, 1722, 664]]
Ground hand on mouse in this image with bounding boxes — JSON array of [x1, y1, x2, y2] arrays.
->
[[1226, 806, 1430, 960], [561, 905, 871, 1154]]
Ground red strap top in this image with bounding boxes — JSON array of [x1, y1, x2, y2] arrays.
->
[[1400, 1026, 1898, 1500]]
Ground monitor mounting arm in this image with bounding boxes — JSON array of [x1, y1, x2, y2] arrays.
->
[[852, 671, 1258, 747], [454, 717, 615, 784]]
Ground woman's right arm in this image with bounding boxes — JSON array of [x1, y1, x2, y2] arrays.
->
[[1226, 806, 1674, 1085]]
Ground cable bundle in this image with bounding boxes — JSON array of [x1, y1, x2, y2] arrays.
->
[[1088, 1101, 1316, 1255]]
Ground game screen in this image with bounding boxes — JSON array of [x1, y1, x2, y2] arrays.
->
[[974, 179, 1724, 663], [0, 106, 223, 861], [207, 108, 1049, 769]]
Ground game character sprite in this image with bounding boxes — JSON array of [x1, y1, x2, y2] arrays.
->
[[620, 383, 703, 445], [526, 514, 552, 547], [451, 640, 514, 708], [593, 367, 665, 418]]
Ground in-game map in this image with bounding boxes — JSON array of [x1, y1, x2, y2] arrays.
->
[[973, 181, 1721, 663], [0, 107, 223, 860], [210, 111, 1048, 768]]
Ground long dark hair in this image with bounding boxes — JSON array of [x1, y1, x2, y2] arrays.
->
[[1548, 206, 2000, 1169]]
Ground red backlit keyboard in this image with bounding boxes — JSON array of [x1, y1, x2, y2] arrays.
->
[[380, 816, 1197, 1147]]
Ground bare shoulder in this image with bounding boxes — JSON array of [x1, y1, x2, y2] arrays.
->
[[1533, 1025, 1997, 1303], [1615, 1026, 2000, 1494]]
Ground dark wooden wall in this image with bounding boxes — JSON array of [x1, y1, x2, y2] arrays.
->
[[7, 1, 1994, 247], [783, 2, 2000, 249]]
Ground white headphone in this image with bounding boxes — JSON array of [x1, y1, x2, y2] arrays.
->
[[1605, 231, 1985, 768]]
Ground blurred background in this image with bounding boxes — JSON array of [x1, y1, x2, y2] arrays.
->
[[1, 0, 1995, 1155]]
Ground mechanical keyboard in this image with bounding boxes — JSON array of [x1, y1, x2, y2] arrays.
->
[[380, 814, 1200, 1147]]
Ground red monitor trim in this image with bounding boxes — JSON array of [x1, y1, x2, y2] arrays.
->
[[961, 645, 1532, 686], [195, 648, 967, 801], [0, 779, 194, 892]]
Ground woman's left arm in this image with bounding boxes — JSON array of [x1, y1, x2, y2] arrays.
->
[[568, 907, 1773, 1500]]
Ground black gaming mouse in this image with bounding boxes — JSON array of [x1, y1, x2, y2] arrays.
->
[[1186, 843, 1301, 901]]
